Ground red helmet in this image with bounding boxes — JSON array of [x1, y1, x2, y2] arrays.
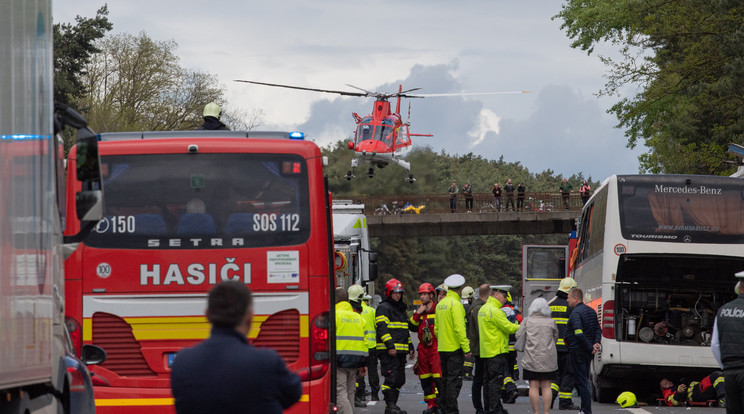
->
[[384, 278, 405, 296], [418, 283, 435, 295]]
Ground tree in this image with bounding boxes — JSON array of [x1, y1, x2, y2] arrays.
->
[[80, 32, 224, 133], [54, 5, 112, 105], [555, 0, 744, 174]]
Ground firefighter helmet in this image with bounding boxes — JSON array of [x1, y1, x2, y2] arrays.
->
[[348, 284, 365, 302], [435, 284, 448, 293], [203, 102, 222, 119], [558, 277, 578, 293], [384, 278, 405, 296], [418, 283, 435, 295], [461, 286, 475, 299], [616, 391, 636, 408]]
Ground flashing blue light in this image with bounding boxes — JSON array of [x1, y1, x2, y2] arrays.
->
[[1, 134, 50, 141], [289, 131, 305, 140]]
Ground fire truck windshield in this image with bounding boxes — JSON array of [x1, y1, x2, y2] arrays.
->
[[85, 153, 310, 249]]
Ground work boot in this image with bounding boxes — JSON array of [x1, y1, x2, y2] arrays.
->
[[384, 404, 407, 414], [370, 392, 379, 401], [718, 398, 726, 408], [354, 397, 368, 408], [559, 403, 581, 410], [505, 389, 519, 404]]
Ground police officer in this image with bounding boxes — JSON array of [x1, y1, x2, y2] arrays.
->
[[468, 284, 491, 414], [336, 287, 368, 414], [435, 274, 471, 414], [357, 293, 381, 403], [376, 278, 413, 414], [548, 277, 579, 410], [478, 285, 520, 414], [712, 270, 744, 414]]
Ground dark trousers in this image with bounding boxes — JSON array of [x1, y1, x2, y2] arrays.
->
[[517, 197, 524, 210], [502, 350, 517, 399], [569, 350, 592, 414], [465, 197, 473, 210], [439, 349, 464, 413], [504, 196, 514, 211], [380, 353, 407, 404], [552, 351, 575, 408], [723, 367, 744, 414], [356, 348, 380, 399], [483, 354, 507, 414], [450, 197, 457, 212], [472, 357, 485, 411], [494, 197, 501, 211]]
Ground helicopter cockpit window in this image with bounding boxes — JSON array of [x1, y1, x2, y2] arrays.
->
[[376, 119, 395, 146], [355, 118, 373, 143]]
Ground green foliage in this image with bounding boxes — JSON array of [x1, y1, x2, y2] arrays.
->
[[323, 142, 578, 305], [555, 0, 744, 174], [53, 5, 113, 105]]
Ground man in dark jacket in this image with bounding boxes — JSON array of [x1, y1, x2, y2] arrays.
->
[[712, 271, 744, 414], [467, 284, 490, 414], [377, 278, 414, 414], [198, 102, 230, 130], [566, 287, 601, 414], [548, 278, 579, 410], [171, 281, 301, 414]]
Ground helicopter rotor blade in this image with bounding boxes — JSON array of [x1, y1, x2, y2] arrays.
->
[[345, 84, 376, 97], [234, 80, 367, 97], [413, 91, 531, 97]]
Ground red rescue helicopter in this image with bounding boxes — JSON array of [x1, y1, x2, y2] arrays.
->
[[235, 79, 528, 183]]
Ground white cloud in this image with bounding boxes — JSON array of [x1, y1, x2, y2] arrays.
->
[[468, 108, 502, 148]]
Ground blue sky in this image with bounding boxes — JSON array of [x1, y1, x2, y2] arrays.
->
[[54, 0, 646, 181]]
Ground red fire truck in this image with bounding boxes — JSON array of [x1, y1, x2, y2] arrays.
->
[[63, 131, 334, 413]]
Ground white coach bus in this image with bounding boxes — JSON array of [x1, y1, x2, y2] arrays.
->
[[571, 174, 744, 402]]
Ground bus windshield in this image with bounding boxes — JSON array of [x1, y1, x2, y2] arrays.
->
[[85, 153, 310, 249], [617, 175, 744, 243]]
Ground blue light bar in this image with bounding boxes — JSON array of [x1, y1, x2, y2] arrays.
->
[[1, 134, 50, 141], [289, 131, 305, 140]]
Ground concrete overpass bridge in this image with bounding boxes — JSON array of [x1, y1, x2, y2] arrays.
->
[[342, 193, 581, 238]]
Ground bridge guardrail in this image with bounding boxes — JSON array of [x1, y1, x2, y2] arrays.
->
[[338, 192, 586, 216]]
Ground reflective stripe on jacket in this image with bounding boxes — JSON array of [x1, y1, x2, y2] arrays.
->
[[336, 301, 368, 368], [361, 302, 377, 349], [375, 297, 412, 353], [548, 291, 571, 352], [435, 290, 470, 353], [478, 296, 519, 358]]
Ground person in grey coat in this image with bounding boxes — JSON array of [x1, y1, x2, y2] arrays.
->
[[516, 297, 558, 414]]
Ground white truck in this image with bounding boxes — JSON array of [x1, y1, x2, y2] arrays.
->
[[1, 1, 104, 412], [332, 201, 377, 298]]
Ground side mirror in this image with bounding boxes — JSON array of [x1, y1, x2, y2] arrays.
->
[[82, 344, 107, 366], [76, 129, 101, 186], [368, 251, 378, 282]]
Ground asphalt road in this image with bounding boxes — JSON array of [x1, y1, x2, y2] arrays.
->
[[352, 361, 723, 414]]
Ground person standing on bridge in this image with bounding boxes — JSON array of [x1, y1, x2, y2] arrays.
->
[[171, 281, 301, 414], [517, 182, 526, 211], [579, 180, 591, 206], [197, 102, 230, 130], [711, 270, 744, 414], [565, 287, 601, 414], [559, 178, 573, 210], [448, 182, 459, 213], [492, 183, 502, 212], [462, 183, 474, 213], [504, 179, 515, 211], [435, 274, 471, 414]]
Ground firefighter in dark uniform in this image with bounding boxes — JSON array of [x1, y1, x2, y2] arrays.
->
[[409, 283, 442, 414], [712, 270, 744, 414], [500, 290, 522, 404], [376, 278, 414, 414], [548, 277, 579, 410]]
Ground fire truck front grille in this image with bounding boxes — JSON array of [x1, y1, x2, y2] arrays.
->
[[253, 309, 300, 363], [92, 312, 157, 377]]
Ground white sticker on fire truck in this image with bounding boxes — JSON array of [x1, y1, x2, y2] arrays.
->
[[97, 262, 112, 278], [267, 251, 299, 283]]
